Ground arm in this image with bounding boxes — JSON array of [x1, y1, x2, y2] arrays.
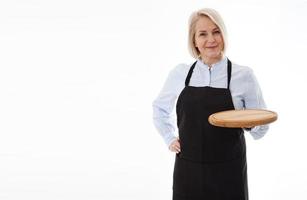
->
[[243, 69, 269, 139], [152, 65, 185, 147]]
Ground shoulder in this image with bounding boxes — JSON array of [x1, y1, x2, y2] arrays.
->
[[231, 62, 253, 74], [168, 62, 193, 79], [231, 62, 254, 79], [171, 62, 191, 75], [156, 62, 193, 96]]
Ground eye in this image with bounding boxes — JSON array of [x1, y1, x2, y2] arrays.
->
[[199, 33, 207, 36], [213, 30, 221, 34]]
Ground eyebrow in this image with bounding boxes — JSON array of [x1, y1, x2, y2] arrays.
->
[[198, 28, 220, 32]]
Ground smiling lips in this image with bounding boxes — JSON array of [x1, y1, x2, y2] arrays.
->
[[206, 46, 218, 50], [206, 45, 218, 48]]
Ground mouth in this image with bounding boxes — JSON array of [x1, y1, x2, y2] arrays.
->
[[206, 46, 218, 48], [205, 46, 219, 51]]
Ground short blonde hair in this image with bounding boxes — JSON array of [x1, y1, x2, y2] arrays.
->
[[188, 8, 228, 59]]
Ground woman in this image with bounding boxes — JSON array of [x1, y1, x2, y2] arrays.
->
[[152, 8, 269, 200]]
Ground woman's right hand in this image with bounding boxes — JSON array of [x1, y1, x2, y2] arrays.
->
[[169, 137, 181, 153]]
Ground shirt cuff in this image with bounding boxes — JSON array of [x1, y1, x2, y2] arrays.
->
[[249, 125, 268, 140]]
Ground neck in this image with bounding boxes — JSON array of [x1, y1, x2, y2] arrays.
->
[[201, 55, 223, 67]]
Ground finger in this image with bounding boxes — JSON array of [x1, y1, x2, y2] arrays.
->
[[170, 145, 180, 153], [175, 143, 181, 149], [174, 142, 181, 152], [171, 148, 178, 153], [174, 145, 181, 153], [172, 148, 179, 153], [169, 140, 178, 150]]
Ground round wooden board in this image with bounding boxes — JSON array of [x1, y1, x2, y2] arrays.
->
[[208, 109, 278, 128]]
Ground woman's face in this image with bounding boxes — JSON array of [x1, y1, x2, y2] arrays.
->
[[194, 16, 224, 64]]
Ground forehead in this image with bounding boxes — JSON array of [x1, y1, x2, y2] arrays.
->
[[195, 16, 218, 31]]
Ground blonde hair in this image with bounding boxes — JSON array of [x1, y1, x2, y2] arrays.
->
[[188, 8, 228, 59]]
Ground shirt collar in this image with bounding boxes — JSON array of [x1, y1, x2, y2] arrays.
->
[[196, 56, 227, 72]]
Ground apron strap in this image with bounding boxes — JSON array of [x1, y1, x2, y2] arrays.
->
[[185, 61, 197, 86], [227, 59, 232, 90]]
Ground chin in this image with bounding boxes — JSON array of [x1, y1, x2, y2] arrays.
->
[[206, 52, 221, 58]]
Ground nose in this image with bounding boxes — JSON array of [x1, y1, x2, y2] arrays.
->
[[208, 34, 216, 43]]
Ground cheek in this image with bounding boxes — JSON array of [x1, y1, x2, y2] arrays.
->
[[217, 36, 224, 45], [195, 37, 205, 47]]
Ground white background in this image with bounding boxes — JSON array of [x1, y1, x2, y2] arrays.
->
[[0, 0, 307, 199]]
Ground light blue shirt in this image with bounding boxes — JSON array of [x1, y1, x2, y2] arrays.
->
[[152, 57, 269, 147]]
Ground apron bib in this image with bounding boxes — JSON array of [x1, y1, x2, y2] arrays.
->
[[173, 59, 248, 200]]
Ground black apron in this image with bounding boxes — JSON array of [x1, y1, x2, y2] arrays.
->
[[173, 59, 248, 200]]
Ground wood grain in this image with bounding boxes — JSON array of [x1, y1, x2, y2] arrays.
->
[[208, 109, 278, 128]]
